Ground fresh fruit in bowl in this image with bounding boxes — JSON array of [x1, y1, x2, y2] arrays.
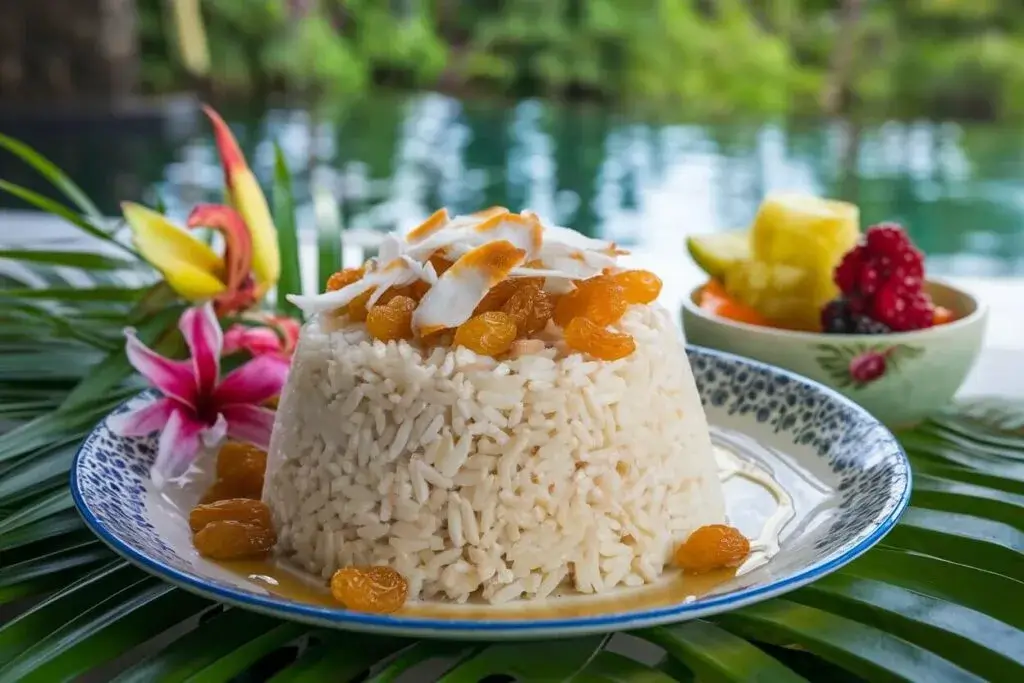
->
[[682, 196, 987, 428], [688, 194, 861, 331], [687, 197, 959, 335]]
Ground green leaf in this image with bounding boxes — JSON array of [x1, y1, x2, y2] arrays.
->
[[918, 421, 1024, 461], [314, 184, 342, 294], [0, 180, 137, 259], [910, 458, 1024, 496], [0, 562, 133, 661], [884, 507, 1023, 578], [0, 287, 150, 303], [794, 574, 1024, 681], [364, 641, 479, 683], [0, 580, 210, 682], [267, 632, 409, 682], [60, 301, 183, 413], [925, 415, 1024, 451], [953, 398, 1024, 432], [718, 600, 983, 682], [0, 509, 84, 552], [574, 651, 681, 683], [437, 636, 608, 682], [911, 473, 1024, 530], [0, 540, 110, 606], [112, 608, 307, 682], [0, 133, 105, 221], [844, 547, 1024, 630], [902, 431, 1024, 483], [273, 142, 302, 317], [0, 489, 73, 537], [640, 621, 807, 683], [0, 442, 77, 507], [0, 249, 136, 271]]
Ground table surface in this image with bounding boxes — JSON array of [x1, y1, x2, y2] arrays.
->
[[4, 210, 1022, 399]]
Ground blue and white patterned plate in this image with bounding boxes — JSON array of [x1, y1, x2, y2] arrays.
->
[[71, 346, 910, 640]]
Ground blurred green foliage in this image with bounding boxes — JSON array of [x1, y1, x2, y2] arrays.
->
[[141, 0, 1024, 119]]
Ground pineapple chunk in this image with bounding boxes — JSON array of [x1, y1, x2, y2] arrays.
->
[[723, 260, 820, 331], [751, 193, 860, 275]]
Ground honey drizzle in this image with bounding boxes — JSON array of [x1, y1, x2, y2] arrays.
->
[[215, 557, 737, 619]]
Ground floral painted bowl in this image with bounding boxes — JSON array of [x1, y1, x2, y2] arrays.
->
[[681, 280, 988, 429]]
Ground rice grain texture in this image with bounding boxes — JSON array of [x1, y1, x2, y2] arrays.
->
[[264, 304, 726, 604]]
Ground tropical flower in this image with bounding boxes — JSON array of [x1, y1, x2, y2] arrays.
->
[[109, 303, 289, 486], [121, 104, 279, 313], [223, 314, 301, 360]]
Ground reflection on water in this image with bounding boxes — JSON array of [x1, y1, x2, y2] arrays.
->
[[2, 92, 1023, 276]]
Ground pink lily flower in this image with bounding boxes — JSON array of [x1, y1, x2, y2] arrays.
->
[[223, 315, 301, 361], [109, 303, 289, 486]]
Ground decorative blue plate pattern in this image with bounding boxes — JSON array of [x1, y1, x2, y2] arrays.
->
[[71, 346, 910, 639]]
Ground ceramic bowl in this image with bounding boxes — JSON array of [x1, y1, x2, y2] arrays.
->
[[681, 280, 987, 429]]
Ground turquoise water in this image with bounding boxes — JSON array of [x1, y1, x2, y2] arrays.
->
[[2, 92, 1023, 276]]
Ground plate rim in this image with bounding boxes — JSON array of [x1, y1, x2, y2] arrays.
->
[[70, 345, 912, 638]]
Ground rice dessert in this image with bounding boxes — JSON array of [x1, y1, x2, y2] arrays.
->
[[268, 208, 726, 605]]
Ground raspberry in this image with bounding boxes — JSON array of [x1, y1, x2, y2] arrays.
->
[[857, 261, 884, 296], [871, 281, 934, 332], [890, 247, 925, 282], [865, 222, 911, 257], [833, 247, 863, 295]]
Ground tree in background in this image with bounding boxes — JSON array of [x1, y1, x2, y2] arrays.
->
[[135, 0, 1024, 120]]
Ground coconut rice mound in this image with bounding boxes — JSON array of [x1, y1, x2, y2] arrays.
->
[[264, 303, 726, 605]]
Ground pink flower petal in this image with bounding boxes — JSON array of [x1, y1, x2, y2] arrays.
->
[[108, 398, 177, 437], [212, 355, 289, 407], [222, 404, 277, 449], [179, 303, 222, 398], [151, 408, 205, 487], [223, 326, 283, 357], [125, 328, 197, 408]]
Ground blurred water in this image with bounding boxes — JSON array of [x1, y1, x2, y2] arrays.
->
[[2, 91, 1024, 277]]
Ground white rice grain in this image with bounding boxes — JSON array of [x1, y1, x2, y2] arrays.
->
[[264, 304, 726, 604]]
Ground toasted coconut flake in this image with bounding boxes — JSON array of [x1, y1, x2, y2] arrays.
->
[[378, 233, 405, 263], [472, 206, 510, 221], [473, 213, 543, 260], [413, 240, 527, 334], [406, 208, 451, 243], [288, 258, 421, 316], [508, 266, 581, 279]]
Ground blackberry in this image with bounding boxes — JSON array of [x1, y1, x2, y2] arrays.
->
[[821, 298, 854, 334], [851, 315, 891, 335]]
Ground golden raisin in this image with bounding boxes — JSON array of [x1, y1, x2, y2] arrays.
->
[[553, 277, 627, 327], [501, 283, 553, 336], [200, 480, 243, 504], [189, 498, 272, 533], [408, 280, 431, 301], [193, 520, 276, 560], [366, 295, 416, 342], [613, 269, 662, 304], [215, 441, 267, 498], [348, 289, 374, 322], [428, 252, 453, 276], [326, 267, 365, 292], [564, 317, 636, 361], [473, 279, 521, 315], [673, 524, 750, 574], [454, 312, 518, 356], [330, 566, 408, 614]]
